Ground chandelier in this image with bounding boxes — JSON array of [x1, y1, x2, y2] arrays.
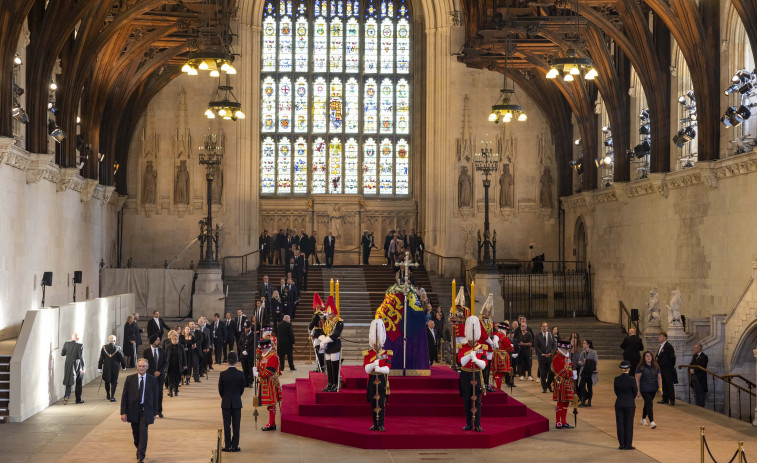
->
[[488, 19, 526, 125], [182, 0, 237, 77], [205, 77, 245, 120], [546, 0, 596, 81], [546, 48, 597, 81]]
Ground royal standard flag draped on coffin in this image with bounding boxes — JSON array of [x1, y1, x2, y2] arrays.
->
[[375, 285, 430, 375]]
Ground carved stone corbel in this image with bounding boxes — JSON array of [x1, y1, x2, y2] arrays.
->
[[102, 185, 116, 204], [80, 179, 99, 202], [647, 173, 668, 198], [0, 137, 15, 165], [57, 168, 85, 193], [25, 153, 58, 184]]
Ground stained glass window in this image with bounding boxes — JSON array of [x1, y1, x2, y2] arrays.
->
[[261, 0, 411, 196]]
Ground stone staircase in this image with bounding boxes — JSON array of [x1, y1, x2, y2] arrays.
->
[[0, 354, 9, 424], [223, 271, 259, 313], [540, 317, 625, 360]]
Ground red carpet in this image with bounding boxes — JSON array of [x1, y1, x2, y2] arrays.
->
[[281, 366, 549, 449]]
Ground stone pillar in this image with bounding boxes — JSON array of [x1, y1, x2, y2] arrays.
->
[[666, 329, 689, 401], [192, 268, 225, 314], [474, 273, 504, 322]]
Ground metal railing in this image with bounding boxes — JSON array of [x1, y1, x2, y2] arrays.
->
[[423, 250, 469, 284], [499, 263, 592, 319], [679, 364, 756, 423], [210, 427, 222, 462], [618, 301, 640, 334], [221, 249, 260, 277], [496, 259, 587, 274], [699, 426, 747, 463]]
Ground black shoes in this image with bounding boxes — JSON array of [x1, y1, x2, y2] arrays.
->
[[369, 425, 378, 431], [158, 413, 164, 418], [232, 447, 241, 452], [321, 385, 333, 392], [657, 400, 667, 404], [168, 392, 173, 397], [474, 426, 483, 432], [75, 400, 84, 404], [561, 423, 574, 429], [377, 426, 385, 432], [109, 398, 116, 402], [462, 425, 473, 431], [221, 448, 232, 452], [262, 424, 277, 431]]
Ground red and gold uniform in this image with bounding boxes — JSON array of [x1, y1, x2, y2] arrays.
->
[[256, 339, 281, 431], [551, 343, 575, 429], [363, 348, 392, 431], [458, 342, 489, 430], [479, 316, 495, 390], [452, 306, 471, 339], [491, 329, 514, 390]]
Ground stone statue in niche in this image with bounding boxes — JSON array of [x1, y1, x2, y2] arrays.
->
[[539, 167, 553, 209], [646, 287, 660, 323], [142, 160, 157, 205], [499, 164, 514, 208], [174, 160, 190, 205], [666, 289, 682, 328], [458, 166, 472, 208], [211, 164, 223, 204]]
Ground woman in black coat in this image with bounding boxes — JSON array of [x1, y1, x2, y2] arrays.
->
[[270, 290, 283, 325], [165, 331, 186, 396], [122, 315, 136, 368], [181, 326, 200, 384]]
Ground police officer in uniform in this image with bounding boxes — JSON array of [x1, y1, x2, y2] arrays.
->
[[614, 360, 638, 450]]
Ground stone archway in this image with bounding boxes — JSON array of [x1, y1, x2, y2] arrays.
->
[[574, 216, 587, 269], [728, 320, 757, 424]]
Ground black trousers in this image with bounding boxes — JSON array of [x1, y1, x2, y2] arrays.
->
[[64, 372, 83, 400], [615, 406, 635, 449], [325, 251, 334, 268], [214, 341, 224, 364], [693, 377, 707, 407], [660, 367, 675, 404], [241, 355, 253, 386], [190, 351, 201, 379], [520, 350, 532, 376], [363, 247, 371, 264], [640, 390, 655, 421], [224, 338, 234, 362], [460, 370, 483, 427], [156, 374, 165, 413], [167, 371, 181, 393], [104, 379, 118, 399], [578, 377, 593, 402], [538, 356, 551, 390], [367, 374, 387, 428], [222, 408, 241, 449], [280, 347, 295, 370], [130, 410, 150, 460]]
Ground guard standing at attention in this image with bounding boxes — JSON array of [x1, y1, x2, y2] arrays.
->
[[614, 360, 638, 450], [478, 294, 496, 392], [552, 339, 576, 429], [309, 293, 326, 372], [318, 295, 344, 392], [363, 319, 392, 431], [254, 338, 282, 431], [458, 316, 488, 432], [491, 322, 514, 391]]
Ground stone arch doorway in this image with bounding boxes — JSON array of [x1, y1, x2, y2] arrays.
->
[[574, 216, 587, 270], [728, 321, 757, 424]]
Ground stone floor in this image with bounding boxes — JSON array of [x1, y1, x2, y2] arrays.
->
[[1, 359, 755, 462]]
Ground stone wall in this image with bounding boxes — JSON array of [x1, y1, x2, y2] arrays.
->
[[0, 138, 121, 340], [562, 151, 757, 327]]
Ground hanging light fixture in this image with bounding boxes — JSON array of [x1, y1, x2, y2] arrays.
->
[[182, 0, 237, 77], [546, 0, 596, 81], [206, 76, 245, 121], [488, 17, 527, 125]]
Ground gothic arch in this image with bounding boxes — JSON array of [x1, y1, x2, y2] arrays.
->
[[574, 215, 587, 265]]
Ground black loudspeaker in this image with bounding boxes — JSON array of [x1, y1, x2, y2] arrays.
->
[[41, 272, 53, 286], [73, 271, 82, 284], [630, 308, 639, 322]]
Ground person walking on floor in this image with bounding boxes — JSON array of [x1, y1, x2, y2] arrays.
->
[[576, 339, 599, 407], [689, 343, 709, 407], [635, 350, 661, 429], [614, 360, 638, 450], [219, 352, 246, 452], [61, 332, 85, 405], [620, 328, 644, 376], [98, 335, 126, 402], [121, 358, 160, 463]]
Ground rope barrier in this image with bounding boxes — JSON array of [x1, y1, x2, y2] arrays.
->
[[701, 427, 748, 463]]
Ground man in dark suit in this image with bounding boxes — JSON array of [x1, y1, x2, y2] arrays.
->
[[61, 332, 85, 405], [298, 229, 310, 262], [426, 320, 437, 365], [258, 275, 274, 307], [655, 331, 677, 405], [309, 231, 320, 265], [223, 312, 235, 362], [237, 321, 255, 387], [147, 310, 167, 340], [294, 248, 307, 290], [323, 230, 336, 268], [98, 335, 126, 402], [534, 322, 557, 393], [234, 309, 247, 339], [286, 277, 300, 320], [614, 360, 638, 450], [210, 313, 227, 365], [620, 328, 644, 376], [361, 231, 377, 265], [121, 358, 160, 463], [143, 334, 167, 418], [689, 343, 709, 407], [276, 315, 296, 371], [383, 230, 394, 266], [219, 352, 246, 452]]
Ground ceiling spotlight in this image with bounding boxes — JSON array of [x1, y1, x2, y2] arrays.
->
[[13, 54, 22, 65], [546, 68, 559, 79], [48, 120, 66, 142], [569, 159, 584, 175], [198, 60, 209, 70], [601, 125, 611, 133], [677, 96, 687, 105], [574, 138, 581, 145], [76, 116, 81, 124], [633, 140, 651, 158], [639, 124, 650, 135], [50, 82, 58, 90], [563, 73, 574, 82], [639, 109, 649, 120], [113, 163, 120, 175], [210, 69, 220, 77], [188, 67, 198, 76], [98, 152, 105, 162], [604, 138, 613, 147], [78, 161, 85, 170], [49, 105, 60, 116], [12, 105, 28, 124]]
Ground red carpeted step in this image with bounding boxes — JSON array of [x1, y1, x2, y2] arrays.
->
[[281, 365, 550, 449]]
